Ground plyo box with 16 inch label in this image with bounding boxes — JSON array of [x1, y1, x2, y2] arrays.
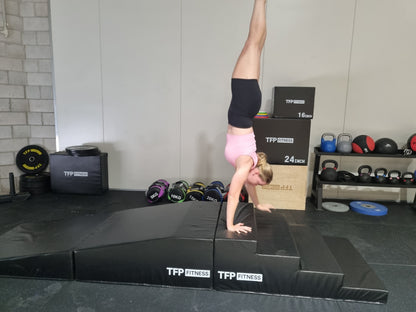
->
[[272, 86, 315, 119]]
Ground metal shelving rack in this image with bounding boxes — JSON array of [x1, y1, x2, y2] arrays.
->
[[311, 147, 416, 210]]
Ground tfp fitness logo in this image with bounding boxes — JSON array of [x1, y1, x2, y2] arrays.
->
[[64, 171, 89, 177], [285, 99, 305, 105], [265, 137, 294, 144]]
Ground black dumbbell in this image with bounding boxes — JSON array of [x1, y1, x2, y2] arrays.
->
[[204, 181, 225, 202], [168, 180, 189, 203], [145, 179, 169, 203], [185, 182, 206, 201]]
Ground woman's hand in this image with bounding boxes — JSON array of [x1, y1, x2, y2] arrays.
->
[[256, 203, 273, 212], [227, 223, 252, 234]]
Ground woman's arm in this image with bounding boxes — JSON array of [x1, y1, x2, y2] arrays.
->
[[226, 157, 252, 233], [245, 182, 273, 212]]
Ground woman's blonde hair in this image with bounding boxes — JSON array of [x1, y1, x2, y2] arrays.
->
[[256, 152, 273, 184]]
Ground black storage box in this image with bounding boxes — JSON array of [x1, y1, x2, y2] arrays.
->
[[253, 118, 311, 165], [50, 152, 108, 194], [272, 87, 315, 119]]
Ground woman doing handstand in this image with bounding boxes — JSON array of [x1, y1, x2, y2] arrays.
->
[[225, 0, 273, 233]]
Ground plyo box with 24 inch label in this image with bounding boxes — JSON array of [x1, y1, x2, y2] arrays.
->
[[253, 118, 311, 166]]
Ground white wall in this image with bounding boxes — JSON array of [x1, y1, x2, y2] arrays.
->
[[50, 0, 103, 149], [50, 0, 416, 200], [99, 0, 182, 189]]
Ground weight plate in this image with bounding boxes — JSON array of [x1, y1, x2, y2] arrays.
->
[[349, 201, 388, 216], [16, 145, 49, 174], [65, 145, 100, 156], [322, 202, 349, 213], [20, 172, 50, 187], [19, 172, 51, 195]]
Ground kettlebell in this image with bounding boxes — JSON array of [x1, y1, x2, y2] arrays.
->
[[374, 168, 388, 184], [358, 165, 372, 183], [401, 172, 415, 185], [388, 170, 401, 184], [320, 160, 338, 181], [320, 133, 337, 153], [336, 133, 353, 153]]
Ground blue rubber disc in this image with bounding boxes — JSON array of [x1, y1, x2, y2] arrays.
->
[[349, 201, 388, 216]]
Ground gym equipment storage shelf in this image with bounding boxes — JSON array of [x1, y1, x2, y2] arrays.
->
[[311, 147, 416, 210]]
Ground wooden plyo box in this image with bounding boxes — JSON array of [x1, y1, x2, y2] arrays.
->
[[252, 165, 308, 210]]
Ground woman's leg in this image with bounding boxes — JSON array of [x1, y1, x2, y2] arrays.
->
[[232, 0, 267, 80]]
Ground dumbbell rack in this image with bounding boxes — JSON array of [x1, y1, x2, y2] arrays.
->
[[311, 147, 416, 210]]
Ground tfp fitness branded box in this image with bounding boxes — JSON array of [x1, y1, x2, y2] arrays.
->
[[252, 165, 308, 210], [50, 152, 108, 194], [253, 118, 311, 165], [272, 86, 315, 119]]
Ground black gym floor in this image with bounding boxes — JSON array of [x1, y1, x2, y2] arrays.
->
[[0, 191, 415, 312]]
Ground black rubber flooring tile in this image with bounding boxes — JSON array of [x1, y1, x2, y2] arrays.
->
[[311, 221, 416, 266], [370, 264, 416, 312], [0, 278, 67, 311], [395, 226, 416, 255], [1, 277, 385, 312]]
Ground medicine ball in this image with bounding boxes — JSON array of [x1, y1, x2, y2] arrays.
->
[[374, 138, 398, 154], [407, 133, 416, 152], [352, 135, 375, 154]]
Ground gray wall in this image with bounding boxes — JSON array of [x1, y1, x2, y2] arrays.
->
[[50, 0, 416, 201], [0, 0, 54, 193]]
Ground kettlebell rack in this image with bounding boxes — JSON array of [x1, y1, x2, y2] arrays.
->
[[311, 147, 416, 210]]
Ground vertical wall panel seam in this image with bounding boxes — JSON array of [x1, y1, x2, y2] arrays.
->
[[98, 0, 105, 144], [49, 1, 59, 151], [342, 0, 358, 133], [179, 0, 183, 178], [337, 0, 358, 190]]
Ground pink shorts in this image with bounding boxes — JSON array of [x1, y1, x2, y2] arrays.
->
[[224, 132, 258, 168]]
